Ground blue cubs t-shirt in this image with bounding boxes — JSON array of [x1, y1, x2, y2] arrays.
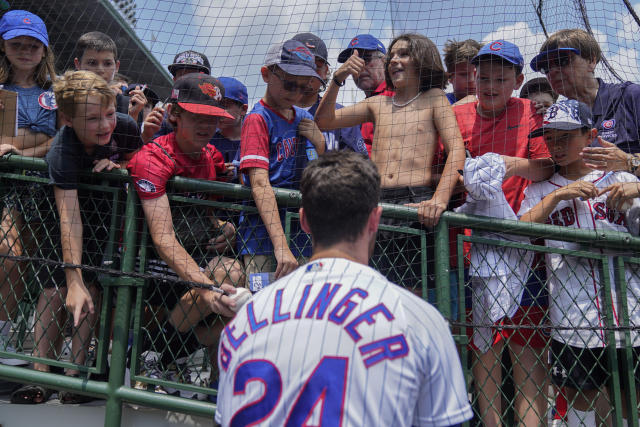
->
[[592, 79, 640, 154], [237, 100, 313, 256], [4, 84, 57, 136], [305, 96, 367, 154]]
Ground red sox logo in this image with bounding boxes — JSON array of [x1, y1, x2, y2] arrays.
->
[[602, 119, 615, 129], [489, 41, 503, 51]]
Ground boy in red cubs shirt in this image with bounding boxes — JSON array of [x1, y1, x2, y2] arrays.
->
[[453, 40, 554, 425], [128, 74, 244, 375]]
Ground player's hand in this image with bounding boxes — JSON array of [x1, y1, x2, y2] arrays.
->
[[0, 144, 18, 157], [333, 50, 365, 84], [128, 85, 147, 118], [580, 138, 629, 172], [92, 158, 120, 172], [200, 284, 236, 317], [298, 118, 325, 151], [141, 106, 165, 143], [206, 221, 236, 253], [600, 182, 640, 211], [274, 246, 298, 279], [554, 181, 599, 201], [222, 162, 236, 178], [66, 283, 94, 327]]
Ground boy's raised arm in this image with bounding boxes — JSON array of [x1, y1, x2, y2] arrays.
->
[[247, 167, 298, 279], [54, 187, 94, 327], [503, 156, 554, 182]]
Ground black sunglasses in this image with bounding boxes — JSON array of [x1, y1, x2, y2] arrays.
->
[[539, 49, 580, 74], [272, 71, 311, 94]]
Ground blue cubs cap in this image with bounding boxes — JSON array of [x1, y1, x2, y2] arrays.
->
[[0, 10, 48, 47], [264, 39, 322, 81], [338, 34, 386, 63], [471, 40, 524, 70], [529, 99, 593, 138], [218, 77, 248, 105], [530, 47, 580, 73]]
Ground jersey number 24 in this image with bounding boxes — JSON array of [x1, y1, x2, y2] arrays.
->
[[230, 356, 347, 426]]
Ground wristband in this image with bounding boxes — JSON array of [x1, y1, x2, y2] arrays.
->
[[332, 76, 345, 87]]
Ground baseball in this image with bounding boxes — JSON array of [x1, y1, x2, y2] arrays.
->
[[229, 288, 252, 312]]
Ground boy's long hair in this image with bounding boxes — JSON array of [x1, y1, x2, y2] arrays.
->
[[0, 42, 56, 88], [443, 39, 482, 72], [384, 33, 448, 92], [53, 70, 115, 117]]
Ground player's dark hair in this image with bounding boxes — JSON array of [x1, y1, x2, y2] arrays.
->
[[384, 33, 448, 92], [301, 151, 380, 248], [520, 77, 559, 101], [540, 29, 601, 65], [75, 31, 118, 60]]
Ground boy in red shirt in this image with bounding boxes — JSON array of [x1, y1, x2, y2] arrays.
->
[[453, 40, 554, 425]]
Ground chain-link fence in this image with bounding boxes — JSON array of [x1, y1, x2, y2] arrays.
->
[[0, 156, 640, 427]]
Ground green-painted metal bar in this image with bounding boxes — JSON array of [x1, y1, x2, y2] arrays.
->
[[104, 185, 139, 427], [599, 257, 624, 426], [420, 229, 428, 300], [614, 256, 639, 427], [0, 364, 108, 397], [434, 217, 451, 318], [115, 386, 215, 418]]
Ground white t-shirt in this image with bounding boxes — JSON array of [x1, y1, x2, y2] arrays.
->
[[215, 257, 472, 427], [519, 170, 640, 348]]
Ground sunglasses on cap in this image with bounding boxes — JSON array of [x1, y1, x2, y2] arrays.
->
[[538, 48, 580, 75], [272, 70, 312, 94]]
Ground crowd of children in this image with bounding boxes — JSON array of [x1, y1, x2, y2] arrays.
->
[[0, 8, 638, 426]]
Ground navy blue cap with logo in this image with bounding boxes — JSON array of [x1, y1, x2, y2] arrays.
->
[[529, 99, 593, 139], [471, 40, 524, 72], [264, 39, 322, 81], [292, 32, 329, 65], [0, 10, 48, 46], [338, 34, 386, 63]]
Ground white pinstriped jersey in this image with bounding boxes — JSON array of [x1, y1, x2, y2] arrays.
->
[[519, 171, 640, 348], [215, 258, 472, 427]]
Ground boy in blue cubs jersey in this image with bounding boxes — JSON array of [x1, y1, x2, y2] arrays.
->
[[238, 39, 325, 282]]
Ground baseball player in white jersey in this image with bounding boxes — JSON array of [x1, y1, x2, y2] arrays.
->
[[215, 151, 472, 426], [519, 99, 640, 426]]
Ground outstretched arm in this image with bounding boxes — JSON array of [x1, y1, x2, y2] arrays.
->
[[503, 156, 554, 182], [520, 181, 599, 223]]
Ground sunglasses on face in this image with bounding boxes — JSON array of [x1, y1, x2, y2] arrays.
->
[[539, 49, 581, 74], [272, 71, 311, 94]]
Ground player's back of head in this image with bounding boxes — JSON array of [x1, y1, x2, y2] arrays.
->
[[300, 151, 380, 247]]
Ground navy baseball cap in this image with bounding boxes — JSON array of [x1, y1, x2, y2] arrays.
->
[[264, 39, 322, 81], [170, 74, 233, 119], [0, 10, 48, 47], [471, 40, 524, 70], [338, 34, 386, 63], [292, 32, 329, 64], [218, 77, 248, 105], [529, 99, 593, 138], [168, 50, 211, 76], [530, 47, 580, 73]]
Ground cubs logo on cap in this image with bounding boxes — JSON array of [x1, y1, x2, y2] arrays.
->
[[472, 40, 524, 70], [170, 74, 233, 118], [338, 34, 386, 63], [0, 10, 49, 47], [529, 99, 593, 138]]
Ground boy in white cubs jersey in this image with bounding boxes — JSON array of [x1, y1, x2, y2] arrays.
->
[[519, 99, 640, 426], [216, 152, 472, 427]]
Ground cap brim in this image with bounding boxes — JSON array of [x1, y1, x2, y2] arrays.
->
[[178, 102, 234, 119], [471, 53, 521, 67], [168, 64, 210, 75], [337, 48, 354, 63], [530, 48, 579, 72], [528, 122, 584, 138], [277, 63, 322, 81], [2, 29, 48, 47]]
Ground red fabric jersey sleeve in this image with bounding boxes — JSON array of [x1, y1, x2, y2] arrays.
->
[[127, 143, 175, 200], [239, 113, 270, 171]]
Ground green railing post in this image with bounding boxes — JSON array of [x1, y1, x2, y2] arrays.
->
[[434, 216, 451, 318], [104, 186, 139, 427]]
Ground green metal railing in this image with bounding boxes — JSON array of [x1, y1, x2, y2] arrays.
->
[[0, 154, 639, 426]]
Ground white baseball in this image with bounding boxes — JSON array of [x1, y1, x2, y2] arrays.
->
[[230, 288, 252, 312]]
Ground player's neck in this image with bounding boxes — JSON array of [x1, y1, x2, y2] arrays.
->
[[392, 83, 421, 105], [310, 244, 368, 266], [262, 95, 295, 120]]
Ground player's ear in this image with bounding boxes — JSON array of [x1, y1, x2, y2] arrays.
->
[[59, 111, 73, 127], [73, 57, 81, 71], [367, 206, 383, 235], [299, 208, 312, 234], [260, 66, 270, 83], [514, 72, 525, 90]]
